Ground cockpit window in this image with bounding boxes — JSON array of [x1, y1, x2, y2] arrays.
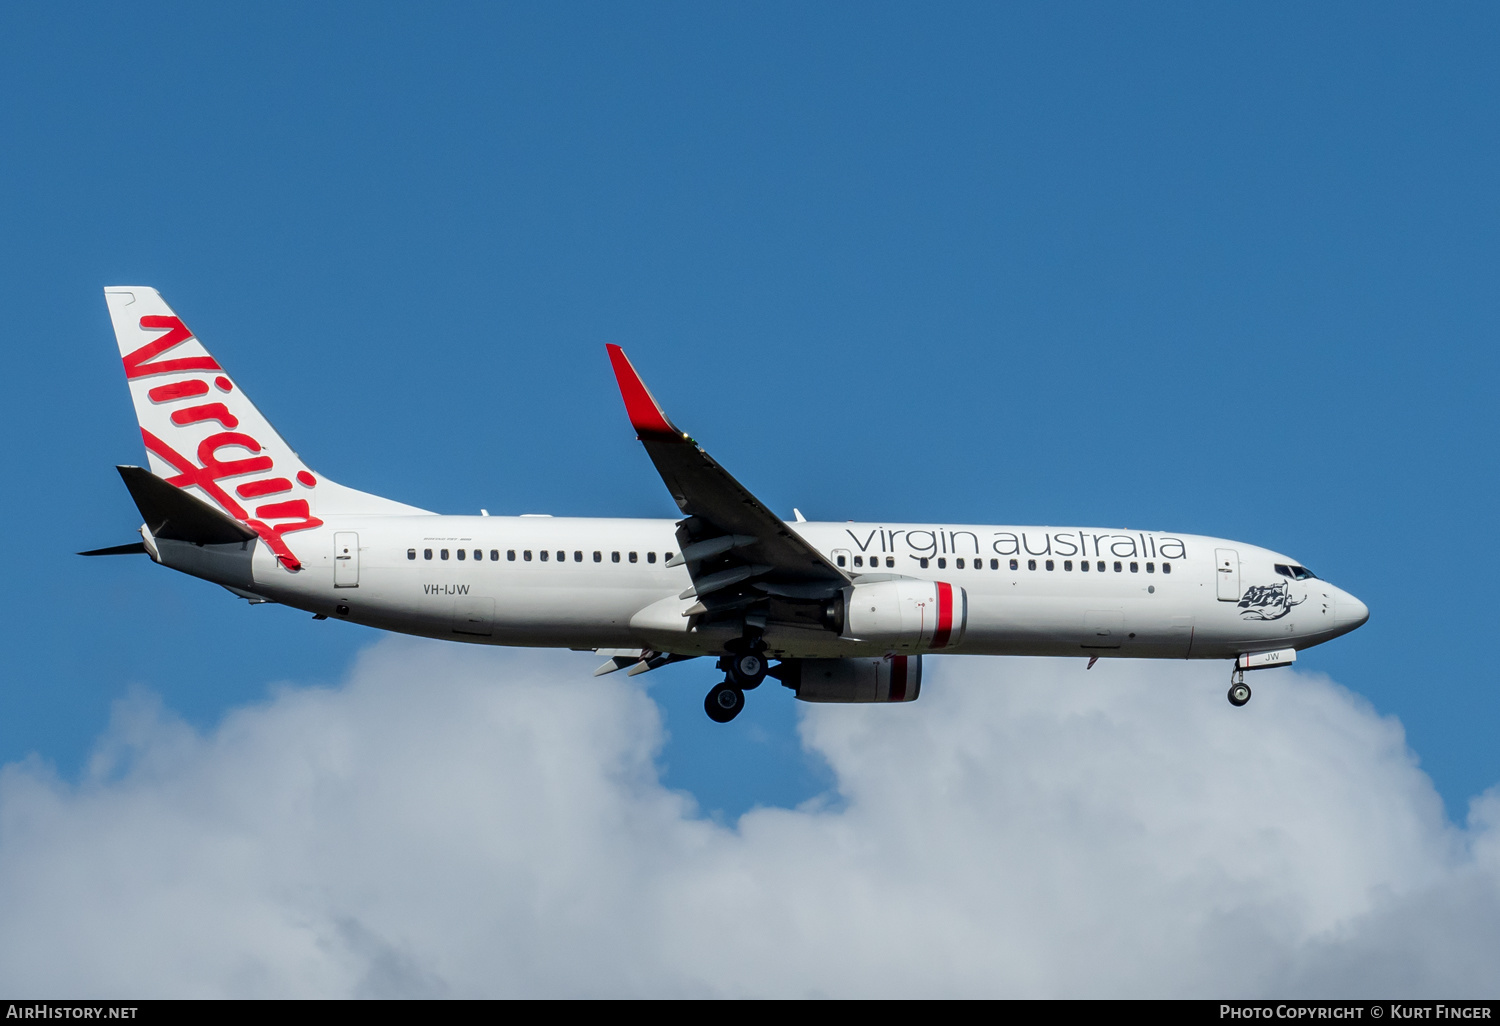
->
[[1276, 563, 1317, 580], [1275, 564, 1293, 578]]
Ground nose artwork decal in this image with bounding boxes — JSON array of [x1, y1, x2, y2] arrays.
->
[[1238, 580, 1306, 621]]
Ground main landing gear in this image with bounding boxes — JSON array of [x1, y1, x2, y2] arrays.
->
[[1227, 667, 1251, 707], [705, 681, 746, 723], [703, 642, 768, 723], [724, 649, 767, 690]]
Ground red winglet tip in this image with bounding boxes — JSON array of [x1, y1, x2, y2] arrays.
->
[[606, 345, 679, 439]]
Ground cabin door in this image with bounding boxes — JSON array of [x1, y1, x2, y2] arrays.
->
[[334, 532, 359, 588], [1215, 548, 1240, 601]]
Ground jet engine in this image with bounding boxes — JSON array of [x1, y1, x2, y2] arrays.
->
[[775, 655, 922, 703], [842, 579, 966, 651]]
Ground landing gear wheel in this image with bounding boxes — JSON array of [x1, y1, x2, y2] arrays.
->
[[1228, 682, 1252, 707], [705, 681, 746, 723], [726, 651, 767, 690]]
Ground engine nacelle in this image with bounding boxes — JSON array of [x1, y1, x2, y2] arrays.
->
[[778, 656, 922, 704], [842, 579, 967, 651]]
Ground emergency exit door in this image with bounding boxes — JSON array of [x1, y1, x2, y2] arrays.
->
[[334, 532, 360, 587], [1215, 548, 1239, 601]]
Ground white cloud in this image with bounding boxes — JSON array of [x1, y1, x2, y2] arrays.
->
[[0, 641, 1495, 997]]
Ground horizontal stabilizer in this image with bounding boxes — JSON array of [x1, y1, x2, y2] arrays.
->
[[116, 465, 257, 545], [78, 542, 148, 556]]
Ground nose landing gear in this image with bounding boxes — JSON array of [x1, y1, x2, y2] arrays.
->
[[1227, 667, 1251, 707]]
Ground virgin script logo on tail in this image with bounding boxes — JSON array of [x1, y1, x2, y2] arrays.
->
[[123, 315, 322, 570]]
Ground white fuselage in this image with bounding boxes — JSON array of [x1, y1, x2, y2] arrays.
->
[[156, 515, 1370, 662], [100, 287, 1370, 703]]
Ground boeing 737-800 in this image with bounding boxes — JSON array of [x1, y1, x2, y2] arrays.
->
[[85, 287, 1369, 722]]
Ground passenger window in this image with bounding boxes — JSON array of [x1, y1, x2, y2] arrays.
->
[[919, 558, 929, 569], [474, 549, 482, 561], [540, 550, 548, 561], [424, 548, 432, 560], [1046, 560, 1054, 571], [1064, 560, 1073, 571], [937, 558, 946, 569], [524, 550, 532, 561], [556, 551, 564, 562], [457, 549, 466, 560], [1162, 562, 1172, 574], [1130, 562, 1138, 573], [407, 548, 416, 560], [1113, 561, 1122, 572], [629, 552, 638, 563], [441, 549, 449, 560], [1097, 561, 1106, 572], [956, 558, 965, 569], [666, 552, 675, 562], [612, 552, 620, 563], [507, 550, 516, 561], [885, 557, 894, 568], [594, 551, 602, 562], [1010, 559, 1019, 570], [576, 551, 584, 562], [850, 555, 859, 567], [491, 550, 500, 561], [1146, 562, 1154, 573], [1027, 559, 1036, 570], [990, 559, 999, 569], [1080, 559, 1089, 571]]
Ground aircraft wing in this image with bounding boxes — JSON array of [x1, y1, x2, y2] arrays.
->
[[606, 346, 849, 609]]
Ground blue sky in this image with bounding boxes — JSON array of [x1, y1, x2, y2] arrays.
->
[[3, 1, 1498, 829]]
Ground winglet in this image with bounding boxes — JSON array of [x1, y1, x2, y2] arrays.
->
[[606, 345, 682, 440]]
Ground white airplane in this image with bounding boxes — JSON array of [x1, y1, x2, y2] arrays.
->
[[85, 287, 1369, 722]]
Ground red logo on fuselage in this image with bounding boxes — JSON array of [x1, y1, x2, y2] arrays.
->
[[124, 316, 322, 570]]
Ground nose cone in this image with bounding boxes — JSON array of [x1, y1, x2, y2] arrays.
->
[[1336, 591, 1370, 632]]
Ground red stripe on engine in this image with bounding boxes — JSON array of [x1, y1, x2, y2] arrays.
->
[[932, 581, 953, 648], [889, 656, 907, 702]]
